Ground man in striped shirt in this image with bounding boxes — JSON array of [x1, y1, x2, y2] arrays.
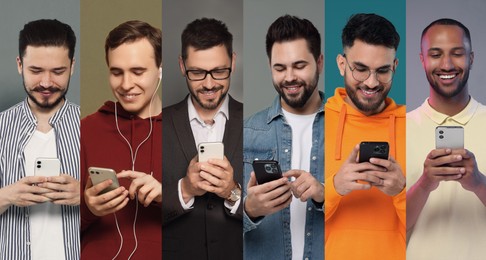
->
[[0, 19, 80, 260]]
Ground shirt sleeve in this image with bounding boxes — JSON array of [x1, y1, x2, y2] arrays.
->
[[178, 179, 194, 209]]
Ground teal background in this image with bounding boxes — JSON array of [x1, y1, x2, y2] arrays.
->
[[325, 0, 406, 105]]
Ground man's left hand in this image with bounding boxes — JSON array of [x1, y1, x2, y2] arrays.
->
[[283, 170, 323, 203], [39, 174, 80, 206], [198, 156, 235, 199], [366, 156, 405, 196], [117, 170, 162, 207]]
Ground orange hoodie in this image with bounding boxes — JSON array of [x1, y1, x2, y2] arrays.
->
[[325, 88, 406, 260]]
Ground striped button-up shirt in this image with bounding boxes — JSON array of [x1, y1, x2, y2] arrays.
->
[[0, 99, 80, 260]]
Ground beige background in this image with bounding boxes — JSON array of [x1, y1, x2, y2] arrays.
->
[[80, 0, 162, 118]]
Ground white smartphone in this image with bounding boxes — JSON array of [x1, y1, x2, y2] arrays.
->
[[34, 158, 61, 177], [198, 142, 224, 162], [435, 126, 464, 149], [88, 167, 120, 194]]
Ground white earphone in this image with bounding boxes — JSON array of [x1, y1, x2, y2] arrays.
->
[[111, 69, 161, 260]]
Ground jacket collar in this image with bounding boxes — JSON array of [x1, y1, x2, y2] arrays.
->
[[266, 91, 324, 124]]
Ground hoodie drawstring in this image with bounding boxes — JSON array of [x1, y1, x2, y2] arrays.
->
[[335, 104, 347, 160], [388, 114, 396, 159]]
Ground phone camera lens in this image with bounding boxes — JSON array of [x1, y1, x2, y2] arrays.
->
[[36, 165, 41, 168], [439, 130, 444, 134], [439, 135, 444, 139], [374, 146, 380, 152], [36, 161, 41, 164], [200, 149, 204, 153], [200, 146, 205, 149]]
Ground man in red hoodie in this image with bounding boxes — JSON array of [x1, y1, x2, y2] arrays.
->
[[80, 21, 162, 259], [325, 13, 406, 260]]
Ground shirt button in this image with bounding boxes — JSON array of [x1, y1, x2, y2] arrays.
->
[[312, 156, 317, 160], [308, 207, 312, 211], [307, 232, 311, 236], [207, 204, 214, 210], [284, 149, 289, 153], [26, 241, 31, 246], [305, 258, 309, 260]]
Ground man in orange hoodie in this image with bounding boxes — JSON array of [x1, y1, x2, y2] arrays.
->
[[325, 13, 406, 260]]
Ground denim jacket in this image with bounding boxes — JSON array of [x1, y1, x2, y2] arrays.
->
[[243, 92, 324, 260]]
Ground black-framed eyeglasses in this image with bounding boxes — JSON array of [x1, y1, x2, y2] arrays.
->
[[342, 54, 395, 84], [183, 61, 232, 81]]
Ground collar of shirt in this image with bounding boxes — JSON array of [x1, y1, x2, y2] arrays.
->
[[187, 95, 229, 126], [423, 97, 479, 125]]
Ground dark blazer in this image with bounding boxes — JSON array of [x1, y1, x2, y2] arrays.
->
[[162, 95, 243, 260]]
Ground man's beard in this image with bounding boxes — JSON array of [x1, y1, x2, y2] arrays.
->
[[189, 85, 227, 110], [428, 69, 469, 98], [274, 71, 319, 109], [24, 80, 69, 110], [344, 74, 389, 115]]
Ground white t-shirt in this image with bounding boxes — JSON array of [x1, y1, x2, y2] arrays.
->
[[24, 129, 65, 260], [282, 109, 317, 260]]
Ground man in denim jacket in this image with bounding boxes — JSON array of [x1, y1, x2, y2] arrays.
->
[[243, 15, 324, 260]]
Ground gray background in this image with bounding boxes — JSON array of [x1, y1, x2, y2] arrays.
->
[[0, 0, 80, 112], [162, 0, 243, 108], [407, 0, 486, 111], [243, 0, 324, 118]]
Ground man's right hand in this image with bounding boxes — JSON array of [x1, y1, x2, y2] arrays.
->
[[0, 176, 53, 210], [244, 172, 292, 219], [416, 148, 465, 192], [84, 177, 129, 217], [333, 144, 388, 196], [180, 156, 208, 203]]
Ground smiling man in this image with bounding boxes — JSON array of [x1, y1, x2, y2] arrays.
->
[[325, 13, 406, 260], [80, 20, 162, 259], [162, 18, 243, 260], [0, 19, 80, 260], [406, 19, 486, 260], [243, 15, 324, 260]]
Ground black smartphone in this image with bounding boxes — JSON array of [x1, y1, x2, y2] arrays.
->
[[359, 142, 389, 163], [252, 160, 283, 184]]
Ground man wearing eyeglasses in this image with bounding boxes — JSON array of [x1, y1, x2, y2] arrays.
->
[[162, 18, 243, 260], [325, 13, 406, 260]]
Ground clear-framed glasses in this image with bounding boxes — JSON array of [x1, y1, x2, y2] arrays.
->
[[183, 61, 232, 81], [342, 54, 395, 84]]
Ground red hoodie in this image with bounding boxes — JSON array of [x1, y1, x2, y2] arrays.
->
[[80, 101, 161, 259], [325, 88, 406, 260]]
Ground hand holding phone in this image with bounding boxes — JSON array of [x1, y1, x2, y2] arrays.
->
[[88, 167, 120, 194]]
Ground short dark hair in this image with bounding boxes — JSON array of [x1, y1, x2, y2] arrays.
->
[[421, 18, 472, 50], [105, 20, 162, 67], [181, 18, 233, 61], [342, 13, 400, 50], [19, 19, 76, 61], [266, 15, 321, 61]]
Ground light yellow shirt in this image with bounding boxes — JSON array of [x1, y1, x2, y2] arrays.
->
[[406, 97, 486, 260]]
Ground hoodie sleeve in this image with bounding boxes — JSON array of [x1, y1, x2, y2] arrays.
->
[[324, 172, 343, 221]]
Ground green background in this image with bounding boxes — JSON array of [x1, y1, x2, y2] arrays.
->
[[325, 0, 406, 105]]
